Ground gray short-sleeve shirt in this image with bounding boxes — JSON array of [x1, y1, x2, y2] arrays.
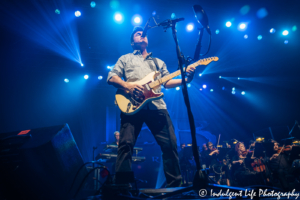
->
[[107, 50, 170, 110]]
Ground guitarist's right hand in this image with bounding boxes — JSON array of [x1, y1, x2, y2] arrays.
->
[[126, 83, 144, 95]]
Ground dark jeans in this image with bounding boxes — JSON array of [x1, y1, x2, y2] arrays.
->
[[115, 109, 182, 187]]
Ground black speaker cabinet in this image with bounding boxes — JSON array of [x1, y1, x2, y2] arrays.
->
[[0, 124, 87, 200]]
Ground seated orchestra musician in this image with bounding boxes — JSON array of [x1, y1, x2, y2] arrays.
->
[[231, 142, 263, 186], [200, 143, 208, 168], [177, 138, 300, 190], [266, 140, 295, 191], [205, 142, 222, 184]]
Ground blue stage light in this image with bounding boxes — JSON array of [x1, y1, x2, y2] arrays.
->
[[81, 63, 84, 67], [239, 23, 246, 30], [284, 40, 288, 44], [55, 9, 60, 14], [244, 34, 248, 39], [75, 11, 81, 17], [210, 89, 214, 92], [257, 35, 262, 40], [216, 29, 220, 34], [171, 13, 176, 19], [132, 14, 142, 25], [98, 76, 103, 80], [176, 87, 180, 91], [187, 83, 191, 88], [90, 1, 96, 8], [226, 21, 232, 27], [292, 26, 297, 32], [107, 66, 111, 69], [240, 5, 250, 15], [152, 11, 156, 16], [219, 76, 222, 78], [199, 73, 202, 77], [134, 17, 141, 24], [64, 78, 69, 83], [222, 87, 225, 90], [187, 24, 194, 31], [270, 28, 276, 34], [232, 91, 236, 94], [114, 13, 123, 21], [238, 77, 240, 80], [232, 87, 235, 91], [84, 75, 89, 79], [282, 30, 289, 36], [110, 0, 120, 9], [203, 84, 207, 89], [241, 91, 245, 95], [257, 8, 268, 19]]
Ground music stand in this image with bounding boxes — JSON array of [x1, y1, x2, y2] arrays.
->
[[216, 148, 232, 160], [256, 142, 274, 158], [290, 146, 300, 161], [183, 146, 194, 159]]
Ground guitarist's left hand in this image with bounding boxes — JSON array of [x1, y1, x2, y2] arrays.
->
[[186, 66, 196, 83]]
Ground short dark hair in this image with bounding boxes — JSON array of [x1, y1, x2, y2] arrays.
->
[[130, 26, 146, 44], [207, 142, 213, 147]]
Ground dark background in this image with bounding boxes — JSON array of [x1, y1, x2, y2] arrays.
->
[[1, 0, 299, 188]]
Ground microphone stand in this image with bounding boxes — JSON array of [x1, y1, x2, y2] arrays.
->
[[149, 19, 248, 200], [158, 18, 206, 189]]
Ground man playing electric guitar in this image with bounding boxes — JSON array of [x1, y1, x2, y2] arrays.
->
[[107, 26, 195, 187]]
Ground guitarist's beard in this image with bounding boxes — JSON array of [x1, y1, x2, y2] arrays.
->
[[133, 41, 148, 50]]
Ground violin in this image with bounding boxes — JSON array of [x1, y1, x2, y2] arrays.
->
[[211, 147, 219, 154], [241, 150, 253, 156], [277, 145, 292, 153]]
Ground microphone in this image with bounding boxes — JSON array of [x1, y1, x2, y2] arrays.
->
[[141, 18, 151, 38], [193, 5, 211, 35], [158, 18, 184, 27]]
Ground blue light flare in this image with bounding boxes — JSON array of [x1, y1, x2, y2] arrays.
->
[[270, 28, 276, 34], [226, 21, 232, 27], [2, 1, 82, 65], [186, 24, 194, 31], [238, 23, 247, 30], [282, 30, 289, 36], [84, 75, 89, 79], [75, 11, 81, 17], [132, 14, 142, 25], [90, 1, 96, 8], [257, 35, 262, 40], [114, 13, 123, 23]]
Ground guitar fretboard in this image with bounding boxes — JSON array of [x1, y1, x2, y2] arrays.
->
[[149, 57, 216, 89]]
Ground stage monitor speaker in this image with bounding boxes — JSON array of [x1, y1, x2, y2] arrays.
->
[[0, 124, 87, 200]]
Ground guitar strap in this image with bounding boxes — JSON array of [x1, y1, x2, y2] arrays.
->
[[152, 57, 160, 71]]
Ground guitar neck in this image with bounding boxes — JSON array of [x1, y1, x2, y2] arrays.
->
[[148, 57, 218, 89]]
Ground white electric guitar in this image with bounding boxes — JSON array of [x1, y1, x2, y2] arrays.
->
[[115, 57, 219, 115]]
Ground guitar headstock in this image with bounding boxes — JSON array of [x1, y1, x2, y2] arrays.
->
[[197, 56, 219, 65]]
